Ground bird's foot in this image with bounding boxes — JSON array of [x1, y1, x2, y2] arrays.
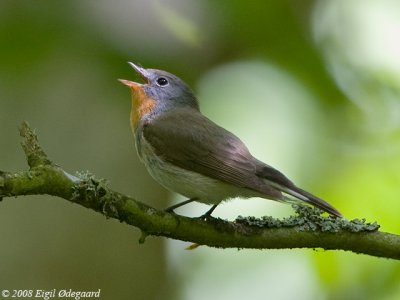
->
[[196, 204, 218, 220], [165, 198, 196, 213]]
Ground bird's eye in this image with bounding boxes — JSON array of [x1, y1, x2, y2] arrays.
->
[[156, 77, 169, 86]]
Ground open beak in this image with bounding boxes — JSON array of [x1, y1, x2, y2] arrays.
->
[[118, 62, 150, 89], [118, 78, 142, 89], [127, 62, 149, 82]]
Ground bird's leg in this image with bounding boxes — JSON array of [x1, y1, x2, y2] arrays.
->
[[165, 198, 196, 213], [198, 204, 218, 220]]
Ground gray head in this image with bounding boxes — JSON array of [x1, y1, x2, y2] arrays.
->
[[124, 62, 199, 112]]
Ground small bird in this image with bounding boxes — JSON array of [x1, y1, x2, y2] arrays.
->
[[119, 62, 342, 218]]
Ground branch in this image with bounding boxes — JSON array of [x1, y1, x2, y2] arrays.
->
[[1, 122, 399, 260]]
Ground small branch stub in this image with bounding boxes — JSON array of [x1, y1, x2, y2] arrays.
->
[[19, 121, 53, 168]]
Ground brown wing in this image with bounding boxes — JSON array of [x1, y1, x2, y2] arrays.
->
[[142, 108, 282, 199]]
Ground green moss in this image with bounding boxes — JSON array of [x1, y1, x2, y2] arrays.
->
[[235, 204, 380, 233], [19, 122, 53, 168]]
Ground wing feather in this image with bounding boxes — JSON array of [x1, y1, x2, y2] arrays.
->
[[142, 109, 281, 198]]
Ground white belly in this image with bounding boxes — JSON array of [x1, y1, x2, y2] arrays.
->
[[137, 136, 260, 205]]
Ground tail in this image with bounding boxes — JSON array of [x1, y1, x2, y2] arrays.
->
[[256, 162, 342, 218], [279, 185, 342, 218]]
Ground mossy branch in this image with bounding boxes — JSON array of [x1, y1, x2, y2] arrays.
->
[[1, 122, 399, 260]]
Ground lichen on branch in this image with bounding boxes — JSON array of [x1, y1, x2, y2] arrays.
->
[[236, 205, 380, 233]]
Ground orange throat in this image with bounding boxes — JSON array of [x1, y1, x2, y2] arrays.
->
[[129, 87, 156, 132]]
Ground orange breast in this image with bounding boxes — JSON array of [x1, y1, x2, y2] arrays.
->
[[130, 87, 156, 131]]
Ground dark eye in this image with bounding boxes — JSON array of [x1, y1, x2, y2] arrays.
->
[[156, 77, 169, 86]]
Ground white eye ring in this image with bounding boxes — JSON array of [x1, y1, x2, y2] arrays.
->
[[156, 77, 169, 86]]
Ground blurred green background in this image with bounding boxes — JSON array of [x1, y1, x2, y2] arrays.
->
[[1, 0, 399, 299]]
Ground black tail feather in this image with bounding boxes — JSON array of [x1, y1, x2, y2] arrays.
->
[[256, 162, 342, 217], [285, 186, 342, 218]]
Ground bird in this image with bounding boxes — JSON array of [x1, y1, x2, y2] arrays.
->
[[119, 62, 342, 218]]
